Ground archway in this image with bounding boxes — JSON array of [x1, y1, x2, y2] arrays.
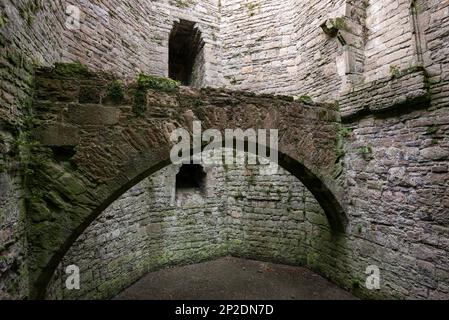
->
[[169, 19, 205, 86]]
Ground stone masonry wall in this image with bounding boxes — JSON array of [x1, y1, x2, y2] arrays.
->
[[46, 164, 230, 299], [220, 0, 299, 95], [220, 0, 365, 99], [220, 0, 449, 105], [1, 0, 68, 300], [364, 0, 416, 83], [292, 0, 345, 101], [2, 0, 449, 301], [46, 134, 449, 300], [2, 0, 448, 114], [418, 0, 449, 110]]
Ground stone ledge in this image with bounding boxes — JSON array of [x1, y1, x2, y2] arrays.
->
[[339, 66, 430, 121]]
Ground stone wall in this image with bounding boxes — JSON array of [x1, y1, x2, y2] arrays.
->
[[0, 0, 68, 300], [364, 0, 416, 83], [61, 0, 222, 86], [1, 0, 223, 299], [0, 0, 225, 126], [336, 2, 449, 301], [340, 105, 449, 299], [220, 0, 366, 99], [2, 0, 448, 104], [46, 133, 449, 300], [220, 0, 449, 105], [418, 0, 449, 110], [220, 0, 299, 95], [27, 63, 343, 300], [292, 0, 346, 100], [1, 0, 449, 301]]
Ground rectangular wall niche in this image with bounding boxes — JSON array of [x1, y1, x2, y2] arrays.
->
[[176, 164, 207, 194], [169, 20, 205, 86]]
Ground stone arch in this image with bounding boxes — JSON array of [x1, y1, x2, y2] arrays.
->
[[29, 66, 346, 298]]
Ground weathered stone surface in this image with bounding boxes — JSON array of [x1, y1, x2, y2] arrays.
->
[[420, 147, 449, 161], [66, 105, 121, 126], [35, 124, 80, 147], [26, 67, 344, 299], [1, 0, 449, 301]]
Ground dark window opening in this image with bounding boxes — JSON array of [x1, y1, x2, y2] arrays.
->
[[176, 164, 207, 192], [51, 146, 76, 162], [169, 20, 204, 86]]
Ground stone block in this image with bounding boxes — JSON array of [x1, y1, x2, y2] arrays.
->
[[66, 105, 120, 126], [35, 124, 80, 147]]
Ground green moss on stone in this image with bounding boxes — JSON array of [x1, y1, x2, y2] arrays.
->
[[357, 145, 372, 155], [0, 33, 6, 48], [339, 126, 352, 139], [245, 2, 260, 17], [332, 163, 343, 179], [351, 276, 363, 289], [298, 95, 313, 104], [132, 73, 180, 116], [389, 65, 400, 79], [133, 88, 147, 116], [170, 0, 196, 8], [235, 191, 244, 200], [0, 12, 9, 28], [137, 73, 180, 92], [6, 50, 22, 67], [107, 80, 125, 105], [19, 0, 42, 26], [334, 17, 351, 32]]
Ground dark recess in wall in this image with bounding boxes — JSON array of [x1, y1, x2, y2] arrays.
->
[[169, 19, 204, 85], [176, 164, 207, 191]]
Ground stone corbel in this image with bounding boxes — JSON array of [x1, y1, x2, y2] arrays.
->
[[321, 12, 365, 90]]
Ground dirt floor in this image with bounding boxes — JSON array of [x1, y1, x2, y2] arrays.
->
[[115, 257, 356, 300]]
